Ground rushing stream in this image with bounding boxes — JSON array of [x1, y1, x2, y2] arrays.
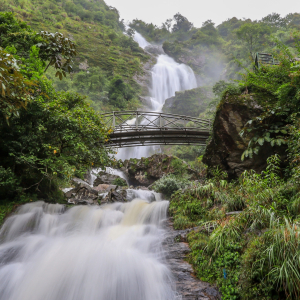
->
[[0, 196, 178, 300], [0, 32, 204, 300]]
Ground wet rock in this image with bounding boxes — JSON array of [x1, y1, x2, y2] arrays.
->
[[133, 55, 156, 96], [93, 184, 110, 192], [122, 154, 198, 187], [99, 186, 127, 204], [164, 220, 221, 300], [65, 179, 99, 205], [203, 94, 287, 179], [144, 44, 165, 55], [93, 171, 127, 187]]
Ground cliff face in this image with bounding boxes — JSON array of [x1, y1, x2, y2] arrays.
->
[[203, 93, 286, 178]]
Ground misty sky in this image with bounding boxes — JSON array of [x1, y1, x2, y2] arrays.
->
[[105, 0, 299, 27]]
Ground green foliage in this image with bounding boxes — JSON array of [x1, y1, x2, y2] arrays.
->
[[170, 154, 300, 299], [0, 2, 148, 113], [0, 13, 112, 201], [236, 22, 271, 58], [238, 35, 300, 161], [172, 13, 193, 33], [152, 174, 189, 198], [112, 177, 127, 187], [107, 75, 137, 109], [37, 31, 77, 79], [0, 47, 34, 118]]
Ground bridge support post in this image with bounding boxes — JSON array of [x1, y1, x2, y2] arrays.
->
[[136, 111, 138, 129], [113, 111, 115, 128]]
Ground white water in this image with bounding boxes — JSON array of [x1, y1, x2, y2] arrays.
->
[[117, 32, 197, 160], [0, 31, 196, 300], [133, 31, 150, 49], [0, 196, 177, 300]]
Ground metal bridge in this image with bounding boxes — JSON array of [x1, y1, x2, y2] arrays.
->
[[101, 111, 211, 147]]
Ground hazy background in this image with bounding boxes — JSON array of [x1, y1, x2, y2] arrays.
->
[[105, 0, 298, 26]]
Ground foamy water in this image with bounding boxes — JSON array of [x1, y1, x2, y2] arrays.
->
[[0, 192, 176, 300]]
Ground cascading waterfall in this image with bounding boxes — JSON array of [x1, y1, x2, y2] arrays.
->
[[0, 196, 178, 300], [117, 32, 197, 160], [0, 31, 198, 300]]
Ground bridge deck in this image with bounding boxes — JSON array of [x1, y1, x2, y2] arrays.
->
[[101, 111, 211, 147]]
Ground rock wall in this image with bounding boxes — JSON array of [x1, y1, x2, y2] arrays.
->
[[203, 93, 286, 178]]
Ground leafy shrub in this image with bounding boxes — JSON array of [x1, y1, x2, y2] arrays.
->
[[0, 167, 19, 198], [112, 177, 127, 187], [152, 174, 189, 198]]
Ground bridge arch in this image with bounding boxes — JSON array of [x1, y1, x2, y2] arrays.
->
[[101, 111, 211, 147]]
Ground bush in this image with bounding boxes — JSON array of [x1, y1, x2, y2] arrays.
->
[[112, 177, 127, 187], [152, 174, 189, 198], [0, 167, 19, 198]]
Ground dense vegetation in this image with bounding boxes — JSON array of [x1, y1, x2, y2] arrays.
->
[[156, 36, 300, 299], [0, 12, 112, 212], [130, 12, 300, 79], [0, 0, 149, 111], [1, 2, 300, 298]]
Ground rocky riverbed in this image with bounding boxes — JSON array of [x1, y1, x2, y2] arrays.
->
[[164, 220, 220, 300], [62, 163, 220, 300]]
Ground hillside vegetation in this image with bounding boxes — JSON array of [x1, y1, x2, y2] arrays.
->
[[156, 35, 300, 299], [0, 0, 150, 111]]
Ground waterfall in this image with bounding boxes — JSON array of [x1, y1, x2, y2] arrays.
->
[[117, 32, 197, 160], [133, 31, 150, 49], [0, 197, 177, 300]]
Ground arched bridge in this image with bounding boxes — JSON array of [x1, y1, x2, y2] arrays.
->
[[101, 111, 211, 147]]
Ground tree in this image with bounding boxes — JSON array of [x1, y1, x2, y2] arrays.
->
[[37, 31, 77, 79], [0, 48, 34, 119], [261, 13, 287, 29], [172, 13, 193, 33], [108, 75, 136, 109], [236, 22, 271, 58], [162, 18, 172, 32]]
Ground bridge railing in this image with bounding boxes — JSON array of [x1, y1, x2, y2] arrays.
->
[[101, 111, 211, 133]]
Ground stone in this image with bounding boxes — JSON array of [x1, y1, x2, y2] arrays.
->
[[99, 187, 127, 204], [144, 44, 165, 55], [122, 154, 199, 187], [164, 220, 221, 300], [93, 171, 127, 187], [203, 94, 287, 179], [63, 178, 99, 205]]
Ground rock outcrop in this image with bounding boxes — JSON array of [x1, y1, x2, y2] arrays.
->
[[122, 154, 198, 187], [93, 171, 127, 187], [64, 178, 99, 205], [63, 178, 127, 205], [163, 87, 213, 117], [144, 44, 165, 55], [203, 93, 286, 178]]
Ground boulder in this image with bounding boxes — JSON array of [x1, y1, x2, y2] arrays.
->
[[144, 44, 165, 55], [93, 171, 127, 187], [99, 186, 127, 204], [122, 154, 198, 187], [203, 93, 287, 178], [65, 178, 99, 205]]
